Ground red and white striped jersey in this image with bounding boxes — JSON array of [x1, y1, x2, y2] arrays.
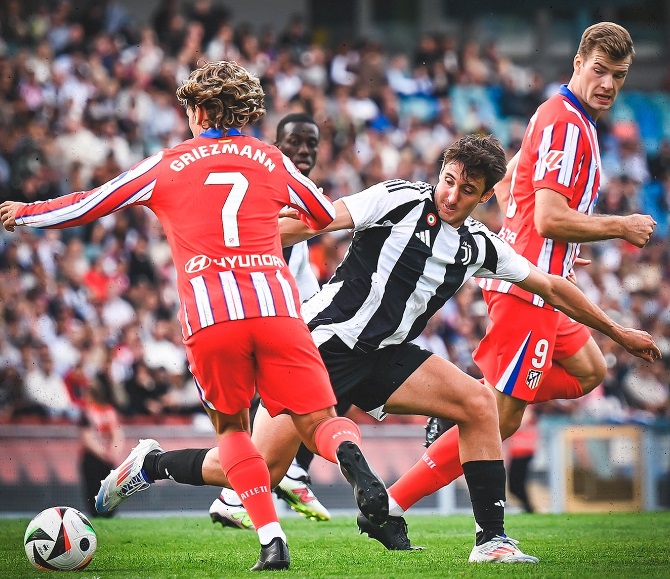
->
[[481, 85, 601, 307], [15, 128, 335, 337]]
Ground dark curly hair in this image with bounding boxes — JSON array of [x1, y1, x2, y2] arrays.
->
[[441, 134, 507, 193], [176, 61, 266, 130]]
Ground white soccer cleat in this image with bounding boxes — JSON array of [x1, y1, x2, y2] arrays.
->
[[274, 473, 331, 521], [209, 495, 255, 530], [468, 535, 539, 563], [95, 439, 163, 515]]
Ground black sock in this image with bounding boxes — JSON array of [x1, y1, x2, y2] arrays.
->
[[143, 449, 208, 486], [295, 443, 315, 472], [462, 460, 506, 545]]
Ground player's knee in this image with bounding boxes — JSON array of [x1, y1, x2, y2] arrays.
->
[[463, 384, 498, 426]]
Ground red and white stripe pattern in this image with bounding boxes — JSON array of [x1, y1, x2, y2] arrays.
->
[[181, 270, 300, 336], [482, 87, 600, 308], [14, 131, 334, 338]]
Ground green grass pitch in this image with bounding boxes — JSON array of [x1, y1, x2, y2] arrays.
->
[[4, 511, 669, 578]]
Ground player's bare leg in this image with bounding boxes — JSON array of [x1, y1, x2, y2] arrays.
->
[[492, 389, 528, 440], [553, 336, 607, 396], [383, 356, 503, 462], [371, 355, 536, 562], [252, 410, 302, 484]]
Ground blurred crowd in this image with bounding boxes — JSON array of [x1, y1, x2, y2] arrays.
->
[[0, 0, 668, 428]]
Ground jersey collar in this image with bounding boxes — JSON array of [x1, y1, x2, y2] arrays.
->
[[200, 127, 244, 138], [559, 84, 596, 126]]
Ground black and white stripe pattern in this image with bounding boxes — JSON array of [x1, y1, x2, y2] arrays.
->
[[301, 179, 530, 352]]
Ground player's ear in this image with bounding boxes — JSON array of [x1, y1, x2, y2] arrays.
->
[[480, 187, 495, 204], [194, 105, 206, 127], [573, 53, 582, 73]]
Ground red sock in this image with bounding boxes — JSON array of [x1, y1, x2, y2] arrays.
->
[[218, 431, 277, 529], [532, 364, 584, 404], [313, 417, 361, 463], [389, 426, 463, 511]]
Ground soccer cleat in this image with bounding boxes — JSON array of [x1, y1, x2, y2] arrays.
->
[[274, 473, 331, 521], [468, 535, 539, 563], [356, 512, 425, 551], [209, 496, 255, 530], [336, 441, 388, 526], [95, 439, 163, 515], [424, 416, 457, 448], [250, 537, 290, 571]]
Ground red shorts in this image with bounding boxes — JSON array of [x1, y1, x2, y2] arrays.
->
[[184, 317, 336, 417], [472, 291, 591, 402]]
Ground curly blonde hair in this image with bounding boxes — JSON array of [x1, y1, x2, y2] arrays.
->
[[176, 61, 266, 130]]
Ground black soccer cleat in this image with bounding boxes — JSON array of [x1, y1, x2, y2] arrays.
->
[[357, 512, 426, 551], [424, 416, 457, 448], [250, 536, 290, 571], [336, 441, 388, 526]]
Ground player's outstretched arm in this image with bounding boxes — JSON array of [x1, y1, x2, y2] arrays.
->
[[534, 188, 656, 247], [280, 199, 354, 247], [516, 264, 661, 363]]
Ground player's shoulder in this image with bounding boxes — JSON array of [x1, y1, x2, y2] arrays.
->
[[463, 216, 494, 236], [536, 92, 574, 121], [380, 179, 433, 197], [464, 217, 510, 248]]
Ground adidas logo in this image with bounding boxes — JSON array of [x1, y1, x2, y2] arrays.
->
[[415, 230, 430, 246]]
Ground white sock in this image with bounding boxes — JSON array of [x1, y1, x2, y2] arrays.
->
[[219, 487, 242, 505], [257, 522, 286, 545], [388, 492, 405, 517]]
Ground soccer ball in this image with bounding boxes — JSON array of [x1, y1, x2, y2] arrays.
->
[[24, 506, 97, 571]]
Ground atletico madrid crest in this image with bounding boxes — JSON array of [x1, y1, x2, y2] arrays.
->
[[525, 369, 543, 390]]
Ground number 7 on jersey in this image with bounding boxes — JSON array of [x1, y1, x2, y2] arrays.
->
[[205, 172, 250, 247]]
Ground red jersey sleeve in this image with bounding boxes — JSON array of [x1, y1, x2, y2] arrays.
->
[[14, 154, 163, 229], [280, 154, 335, 230]]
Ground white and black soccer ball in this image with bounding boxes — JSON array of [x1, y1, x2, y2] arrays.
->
[[24, 506, 97, 571]]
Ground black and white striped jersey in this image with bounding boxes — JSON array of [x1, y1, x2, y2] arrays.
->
[[302, 179, 531, 353]]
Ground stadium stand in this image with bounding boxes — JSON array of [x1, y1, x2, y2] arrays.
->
[[0, 0, 668, 514]]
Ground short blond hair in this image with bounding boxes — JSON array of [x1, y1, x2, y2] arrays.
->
[[176, 61, 266, 130], [578, 22, 635, 61]]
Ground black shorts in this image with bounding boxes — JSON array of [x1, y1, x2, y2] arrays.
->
[[317, 336, 433, 415]]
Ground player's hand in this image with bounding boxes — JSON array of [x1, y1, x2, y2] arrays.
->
[[0, 201, 25, 232], [279, 207, 300, 220], [566, 258, 591, 285], [617, 327, 662, 363], [622, 214, 656, 248]]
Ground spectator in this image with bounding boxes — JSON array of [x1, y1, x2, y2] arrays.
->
[[122, 360, 169, 418], [79, 381, 124, 517], [22, 346, 79, 421], [0, 365, 24, 421], [142, 318, 187, 378], [0, 2, 667, 438]]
